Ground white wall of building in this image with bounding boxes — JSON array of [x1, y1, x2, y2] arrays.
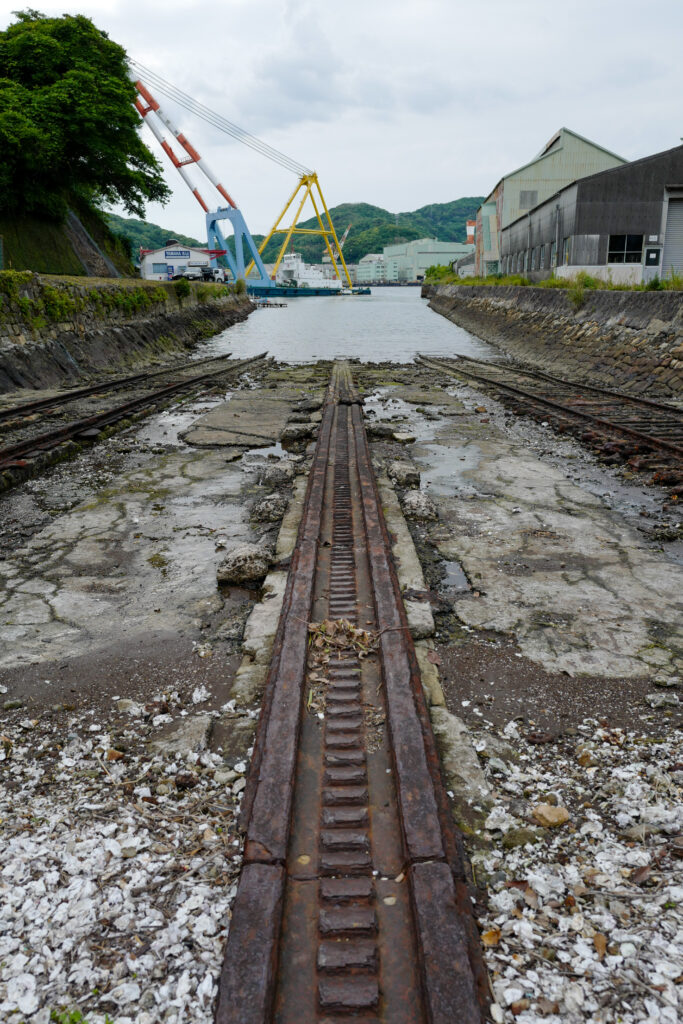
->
[[555, 264, 643, 285], [140, 245, 211, 281]]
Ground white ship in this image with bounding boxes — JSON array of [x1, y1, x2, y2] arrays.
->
[[275, 252, 342, 291]]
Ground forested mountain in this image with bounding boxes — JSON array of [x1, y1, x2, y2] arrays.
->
[[105, 213, 203, 253], [108, 197, 483, 266]]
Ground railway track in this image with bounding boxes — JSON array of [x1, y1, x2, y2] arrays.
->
[[0, 352, 245, 426], [0, 353, 266, 474], [216, 363, 484, 1023], [417, 355, 683, 459]]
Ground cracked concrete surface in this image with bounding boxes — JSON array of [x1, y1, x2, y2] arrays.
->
[[430, 437, 683, 678], [0, 448, 257, 671], [363, 373, 683, 684]]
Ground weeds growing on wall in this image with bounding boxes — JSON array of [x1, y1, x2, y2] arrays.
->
[[0, 272, 245, 332], [425, 266, 683, 291], [173, 277, 191, 304], [0, 271, 170, 329]]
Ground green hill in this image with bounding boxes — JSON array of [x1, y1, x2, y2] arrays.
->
[[107, 197, 483, 268], [105, 213, 203, 254], [258, 197, 483, 264]]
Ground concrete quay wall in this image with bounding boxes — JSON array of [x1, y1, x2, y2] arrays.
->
[[0, 272, 253, 392], [423, 283, 683, 399]]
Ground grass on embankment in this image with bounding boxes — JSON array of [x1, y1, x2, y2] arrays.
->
[[0, 270, 247, 331], [424, 266, 683, 311], [425, 266, 683, 292]]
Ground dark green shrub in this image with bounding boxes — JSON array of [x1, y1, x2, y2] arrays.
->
[[173, 277, 191, 302]]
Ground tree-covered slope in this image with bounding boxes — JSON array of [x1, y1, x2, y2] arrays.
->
[[256, 196, 483, 264], [105, 213, 203, 254]]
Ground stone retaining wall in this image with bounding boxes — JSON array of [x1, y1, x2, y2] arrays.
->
[[0, 273, 253, 392], [423, 284, 683, 399]]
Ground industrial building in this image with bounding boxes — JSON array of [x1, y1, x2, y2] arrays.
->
[[475, 128, 626, 276], [355, 239, 474, 284], [500, 144, 683, 285], [384, 239, 473, 282], [451, 250, 476, 278], [355, 253, 386, 285], [140, 242, 212, 281]]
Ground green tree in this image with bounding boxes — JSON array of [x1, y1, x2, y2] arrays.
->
[[0, 9, 170, 218]]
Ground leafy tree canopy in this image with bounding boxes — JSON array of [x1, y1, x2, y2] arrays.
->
[[0, 9, 170, 219]]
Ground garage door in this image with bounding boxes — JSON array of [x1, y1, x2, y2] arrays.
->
[[662, 198, 683, 276]]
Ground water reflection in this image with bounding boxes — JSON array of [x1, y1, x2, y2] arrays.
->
[[197, 287, 498, 364]]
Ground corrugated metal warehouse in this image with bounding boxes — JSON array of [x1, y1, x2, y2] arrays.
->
[[475, 128, 626, 275], [500, 144, 683, 285]]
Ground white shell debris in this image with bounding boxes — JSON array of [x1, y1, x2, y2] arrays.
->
[[473, 716, 683, 1023], [0, 689, 251, 1022]]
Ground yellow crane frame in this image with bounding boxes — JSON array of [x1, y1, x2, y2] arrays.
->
[[246, 172, 353, 288]]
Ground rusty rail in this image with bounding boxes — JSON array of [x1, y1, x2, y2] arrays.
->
[[216, 362, 485, 1023], [417, 355, 683, 458], [0, 354, 266, 471], [0, 352, 240, 425]]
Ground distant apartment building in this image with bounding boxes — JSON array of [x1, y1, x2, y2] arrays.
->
[[475, 128, 626, 276], [355, 253, 386, 284], [354, 238, 474, 284], [383, 239, 473, 282], [501, 143, 683, 285]]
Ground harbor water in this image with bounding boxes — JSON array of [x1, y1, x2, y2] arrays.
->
[[199, 286, 498, 364]]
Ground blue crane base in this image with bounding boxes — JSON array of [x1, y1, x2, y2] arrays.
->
[[205, 208, 274, 289]]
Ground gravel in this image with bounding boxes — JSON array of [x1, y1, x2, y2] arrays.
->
[[470, 715, 683, 1023], [0, 685, 252, 1022]]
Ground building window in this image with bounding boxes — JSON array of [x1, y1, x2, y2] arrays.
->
[[562, 238, 571, 265], [608, 234, 643, 264], [550, 241, 557, 268], [519, 190, 538, 209], [539, 245, 546, 268], [152, 263, 168, 274], [531, 248, 537, 270]]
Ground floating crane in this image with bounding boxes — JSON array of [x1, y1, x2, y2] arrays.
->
[[130, 62, 353, 291]]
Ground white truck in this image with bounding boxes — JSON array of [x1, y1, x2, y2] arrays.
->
[[179, 265, 228, 283]]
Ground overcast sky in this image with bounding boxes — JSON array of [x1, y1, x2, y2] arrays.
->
[[2, 0, 682, 239]]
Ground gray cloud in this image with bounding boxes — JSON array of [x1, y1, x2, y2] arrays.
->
[[2, 0, 682, 239]]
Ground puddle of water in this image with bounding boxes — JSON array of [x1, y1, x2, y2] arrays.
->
[[443, 559, 470, 590], [136, 392, 233, 447], [242, 442, 288, 461], [420, 442, 482, 496]]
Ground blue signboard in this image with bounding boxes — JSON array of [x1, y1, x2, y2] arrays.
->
[[165, 249, 190, 258], [167, 267, 174, 280]]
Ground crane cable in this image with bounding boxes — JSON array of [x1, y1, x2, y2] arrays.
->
[[129, 60, 311, 178]]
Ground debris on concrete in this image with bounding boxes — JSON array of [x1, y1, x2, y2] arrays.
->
[[216, 542, 272, 585], [387, 459, 420, 487], [149, 714, 212, 755], [401, 488, 438, 521], [250, 493, 289, 523]]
